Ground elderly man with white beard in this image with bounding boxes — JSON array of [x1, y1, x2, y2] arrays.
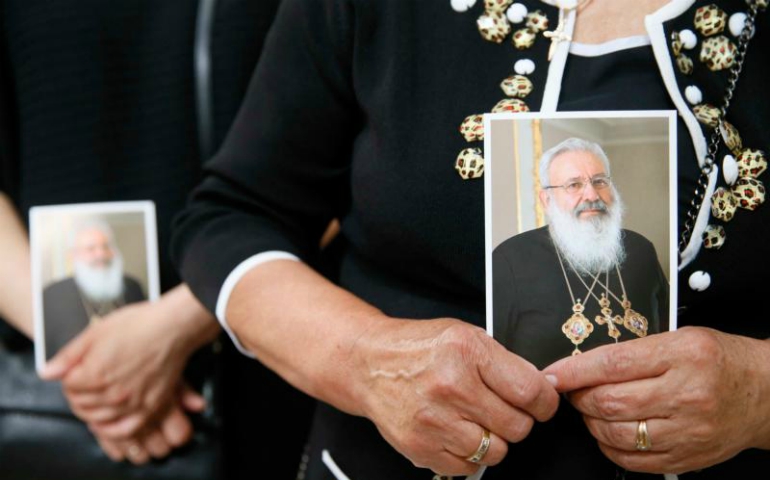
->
[[43, 220, 145, 360], [493, 137, 669, 369]]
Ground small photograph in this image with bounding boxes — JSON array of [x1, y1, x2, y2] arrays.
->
[[484, 111, 677, 369], [31, 201, 159, 371]]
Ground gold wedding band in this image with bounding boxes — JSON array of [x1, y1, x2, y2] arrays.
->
[[465, 428, 491, 463], [635, 420, 652, 452]]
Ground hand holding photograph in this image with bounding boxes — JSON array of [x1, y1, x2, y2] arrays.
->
[[30, 201, 159, 371], [484, 111, 677, 368]]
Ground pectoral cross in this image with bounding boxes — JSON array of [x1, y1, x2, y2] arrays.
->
[[543, 12, 571, 61]]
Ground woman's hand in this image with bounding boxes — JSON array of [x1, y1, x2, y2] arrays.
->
[[41, 285, 219, 442], [225, 260, 558, 476], [352, 317, 560, 476], [544, 327, 770, 474], [94, 396, 203, 465]]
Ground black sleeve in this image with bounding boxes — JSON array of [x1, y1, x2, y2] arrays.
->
[[171, 0, 360, 311]]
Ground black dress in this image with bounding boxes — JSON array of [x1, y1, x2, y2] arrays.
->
[[172, 0, 770, 478]]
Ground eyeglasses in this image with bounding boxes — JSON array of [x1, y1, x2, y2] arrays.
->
[[543, 176, 612, 195]]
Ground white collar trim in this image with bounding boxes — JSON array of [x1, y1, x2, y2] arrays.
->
[[569, 35, 651, 56]]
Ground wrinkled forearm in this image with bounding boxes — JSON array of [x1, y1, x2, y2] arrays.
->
[[226, 259, 389, 417]]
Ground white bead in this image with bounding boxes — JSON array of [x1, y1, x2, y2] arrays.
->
[[730, 12, 747, 36], [684, 85, 703, 105], [688, 271, 711, 291], [514, 59, 535, 75], [729, 12, 755, 38], [679, 29, 697, 50], [507, 3, 528, 23], [450, 0, 476, 13], [723, 154, 739, 185]]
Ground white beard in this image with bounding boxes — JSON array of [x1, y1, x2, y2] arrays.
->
[[546, 193, 626, 275], [73, 254, 125, 302]]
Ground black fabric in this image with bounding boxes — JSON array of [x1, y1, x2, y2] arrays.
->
[[0, 0, 313, 478], [493, 227, 668, 368], [170, 0, 770, 478], [0, 349, 220, 480]]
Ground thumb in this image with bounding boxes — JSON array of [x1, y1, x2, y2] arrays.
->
[[40, 328, 93, 380], [178, 383, 207, 413]]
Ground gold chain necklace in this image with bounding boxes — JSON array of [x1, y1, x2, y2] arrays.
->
[[555, 244, 599, 355], [565, 259, 649, 340]]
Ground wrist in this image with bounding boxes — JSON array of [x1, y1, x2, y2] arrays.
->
[[159, 285, 220, 357], [290, 309, 396, 419], [748, 337, 770, 450]]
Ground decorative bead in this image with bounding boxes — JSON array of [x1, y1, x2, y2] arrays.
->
[[711, 187, 738, 221], [736, 149, 768, 178], [484, 0, 513, 12], [670, 32, 683, 56], [492, 98, 530, 113], [688, 271, 711, 291], [676, 54, 694, 75], [514, 59, 535, 75], [477, 12, 511, 43], [700, 35, 737, 71], [685, 85, 703, 105], [512, 28, 537, 49], [450, 0, 477, 13], [693, 103, 720, 128], [729, 12, 750, 37], [507, 3, 528, 23], [702, 224, 727, 249], [694, 5, 728, 37], [720, 121, 743, 154], [753, 0, 768, 11], [525, 10, 549, 33], [459, 114, 485, 142], [455, 148, 485, 180], [732, 177, 765, 210], [500, 75, 533, 98], [723, 154, 739, 185], [680, 29, 698, 49]]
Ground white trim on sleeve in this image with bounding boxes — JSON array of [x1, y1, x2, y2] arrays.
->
[[215, 251, 300, 357]]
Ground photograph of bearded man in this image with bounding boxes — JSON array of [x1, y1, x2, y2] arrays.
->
[[42, 220, 146, 360], [492, 137, 669, 368]]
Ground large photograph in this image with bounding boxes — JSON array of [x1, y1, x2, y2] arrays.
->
[[31, 201, 159, 370], [484, 111, 677, 368]]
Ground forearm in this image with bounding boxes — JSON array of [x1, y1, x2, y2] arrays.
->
[[0, 192, 33, 338], [160, 284, 220, 357], [750, 337, 770, 450], [226, 259, 388, 417]]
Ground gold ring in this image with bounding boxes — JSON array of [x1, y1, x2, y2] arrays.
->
[[635, 420, 652, 452], [465, 428, 491, 463]]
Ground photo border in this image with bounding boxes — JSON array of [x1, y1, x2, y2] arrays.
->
[[30, 200, 159, 372], [483, 110, 678, 338]]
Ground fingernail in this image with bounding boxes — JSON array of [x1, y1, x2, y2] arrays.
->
[[545, 374, 558, 387]]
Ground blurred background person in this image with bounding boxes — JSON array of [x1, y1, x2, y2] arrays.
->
[[0, 0, 313, 478]]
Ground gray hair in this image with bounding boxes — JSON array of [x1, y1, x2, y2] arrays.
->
[[538, 137, 612, 188], [68, 218, 117, 251]]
